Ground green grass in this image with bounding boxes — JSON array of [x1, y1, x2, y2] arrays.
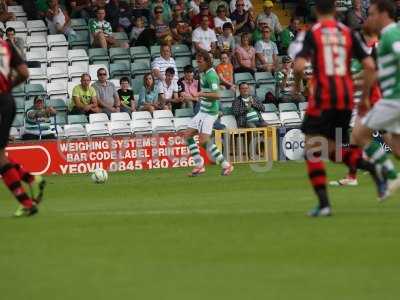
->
[[1, 162, 400, 300]]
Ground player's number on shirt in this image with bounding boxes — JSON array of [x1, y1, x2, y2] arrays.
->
[[322, 33, 346, 76]]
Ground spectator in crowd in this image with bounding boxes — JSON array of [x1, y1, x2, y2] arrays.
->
[[117, 1, 134, 33], [209, 0, 229, 17], [70, 73, 101, 115], [175, 0, 190, 17], [151, 6, 173, 45], [132, 0, 150, 24], [256, 1, 282, 42], [216, 52, 235, 91], [275, 55, 305, 103], [255, 25, 278, 73], [231, 0, 255, 35], [229, 0, 252, 13], [104, 0, 120, 31], [92, 68, 121, 115], [217, 22, 235, 55], [6, 27, 25, 60], [191, 3, 215, 29], [178, 65, 200, 112], [23, 96, 56, 140], [344, 0, 365, 30], [252, 18, 268, 43], [69, 0, 93, 19], [130, 16, 146, 43], [214, 5, 233, 35], [46, 0, 77, 40], [150, 0, 172, 23], [118, 77, 136, 113], [36, 0, 50, 18], [280, 17, 301, 55], [192, 15, 217, 55], [234, 32, 256, 75], [152, 44, 178, 81], [158, 67, 180, 112], [189, 0, 201, 19], [138, 73, 165, 112], [232, 83, 266, 128], [0, 0, 15, 23], [170, 4, 192, 45]]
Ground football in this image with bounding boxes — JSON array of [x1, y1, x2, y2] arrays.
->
[[91, 168, 108, 184]]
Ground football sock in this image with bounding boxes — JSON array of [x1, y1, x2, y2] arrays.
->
[[10, 159, 34, 184], [186, 137, 204, 167], [364, 140, 397, 180], [346, 145, 359, 179], [0, 164, 33, 208], [206, 143, 230, 169], [306, 153, 329, 208]]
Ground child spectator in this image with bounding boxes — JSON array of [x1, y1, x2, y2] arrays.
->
[[178, 65, 200, 112], [118, 77, 136, 113], [130, 16, 146, 43], [216, 52, 235, 91], [217, 22, 235, 55]]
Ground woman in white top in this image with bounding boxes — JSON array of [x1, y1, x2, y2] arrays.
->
[[214, 5, 233, 35], [46, 0, 76, 39]]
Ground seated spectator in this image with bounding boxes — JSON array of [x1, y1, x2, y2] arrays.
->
[[191, 3, 215, 29], [46, 0, 77, 40], [214, 5, 233, 35], [216, 52, 235, 91], [117, 1, 134, 33], [92, 68, 121, 115], [280, 17, 301, 55], [152, 44, 178, 81], [138, 73, 166, 112], [150, 0, 172, 23], [217, 22, 235, 55], [151, 6, 173, 45], [0, 0, 15, 23], [189, 0, 201, 19], [209, 0, 229, 17], [344, 0, 365, 30], [178, 65, 200, 112], [89, 7, 128, 49], [252, 18, 268, 44], [6, 27, 25, 60], [231, 0, 256, 35], [158, 67, 180, 112], [275, 56, 305, 103], [118, 77, 136, 113], [229, 0, 252, 13], [192, 15, 217, 55], [255, 25, 278, 72], [69, 0, 94, 19], [23, 96, 56, 140], [170, 4, 192, 45], [130, 16, 146, 43], [104, 0, 120, 31], [234, 32, 256, 75], [70, 73, 101, 115], [132, 0, 150, 25], [256, 1, 282, 42], [232, 83, 267, 128]]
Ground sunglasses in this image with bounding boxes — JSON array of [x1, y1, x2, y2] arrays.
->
[[98, 73, 107, 76], [263, 30, 270, 33], [155, 10, 163, 14], [237, 4, 244, 6]]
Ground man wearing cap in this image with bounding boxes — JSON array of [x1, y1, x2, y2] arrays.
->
[[256, 1, 282, 41], [276, 55, 305, 103], [22, 97, 57, 140], [191, 3, 215, 28]]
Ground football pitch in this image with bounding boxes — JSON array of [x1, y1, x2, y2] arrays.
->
[[1, 162, 399, 300]]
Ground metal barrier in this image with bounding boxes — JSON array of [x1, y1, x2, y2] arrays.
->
[[214, 127, 278, 164]]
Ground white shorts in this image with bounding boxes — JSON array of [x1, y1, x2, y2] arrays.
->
[[362, 100, 400, 134], [188, 112, 218, 135]]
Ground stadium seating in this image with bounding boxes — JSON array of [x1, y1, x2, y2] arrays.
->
[[278, 103, 302, 125], [47, 34, 68, 51], [152, 118, 175, 133], [255, 72, 275, 85], [25, 84, 46, 101], [69, 65, 87, 83], [234, 73, 256, 87], [174, 117, 191, 131], [110, 62, 131, 79], [153, 110, 174, 119], [219, 89, 235, 108], [130, 46, 150, 61], [68, 114, 88, 125], [64, 124, 87, 138], [70, 18, 88, 32], [131, 119, 152, 134], [47, 82, 68, 100], [12, 113, 24, 128], [220, 115, 238, 129], [47, 65, 69, 84], [109, 112, 132, 136], [131, 61, 151, 77], [69, 31, 90, 50], [47, 49, 69, 68], [172, 44, 191, 58], [28, 67, 47, 89], [175, 108, 194, 118], [89, 113, 109, 124], [109, 48, 130, 64], [86, 123, 110, 137], [68, 49, 89, 68], [261, 104, 281, 126], [26, 20, 48, 36], [6, 21, 27, 34]]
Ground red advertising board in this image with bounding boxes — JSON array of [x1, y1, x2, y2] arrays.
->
[[5, 134, 209, 175]]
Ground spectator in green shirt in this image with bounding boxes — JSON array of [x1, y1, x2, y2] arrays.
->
[[280, 17, 301, 55]]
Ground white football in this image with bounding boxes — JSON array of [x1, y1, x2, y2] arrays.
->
[[91, 168, 108, 184]]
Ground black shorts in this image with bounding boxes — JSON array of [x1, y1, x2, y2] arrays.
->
[[301, 109, 352, 144], [0, 93, 16, 148]]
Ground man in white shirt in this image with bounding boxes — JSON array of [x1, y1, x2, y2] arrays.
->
[[151, 44, 178, 81], [255, 25, 278, 72], [192, 15, 217, 55], [229, 0, 252, 13], [157, 67, 181, 112]]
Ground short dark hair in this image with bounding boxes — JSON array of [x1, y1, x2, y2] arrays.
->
[[315, 0, 335, 15], [120, 76, 130, 84], [183, 65, 193, 73], [371, 0, 396, 20], [222, 22, 233, 30], [97, 68, 107, 76], [217, 4, 226, 12], [239, 82, 248, 89], [6, 27, 15, 34], [96, 7, 105, 13], [165, 67, 175, 75]]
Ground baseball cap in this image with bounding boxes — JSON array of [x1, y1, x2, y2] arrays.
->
[[263, 1, 274, 8]]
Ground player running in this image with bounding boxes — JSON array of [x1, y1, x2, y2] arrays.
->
[[183, 49, 233, 176], [352, 0, 400, 196], [293, 0, 385, 217], [0, 39, 46, 217]]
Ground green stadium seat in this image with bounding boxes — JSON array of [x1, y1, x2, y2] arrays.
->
[[109, 48, 130, 64], [234, 72, 256, 85], [70, 18, 88, 31], [172, 44, 191, 58], [50, 112, 67, 126], [175, 57, 192, 72], [213, 58, 220, 67], [175, 108, 194, 118], [89, 48, 109, 64], [256, 85, 275, 100], [131, 61, 151, 77], [15, 97, 25, 113], [112, 32, 129, 44], [264, 103, 278, 113], [131, 75, 145, 93], [255, 72, 275, 85], [299, 102, 308, 111], [46, 98, 67, 112], [150, 45, 161, 59], [12, 84, 25, 97], [279, 103, 298, 112], [221, 107, 233, 115], [25, 84, 46, 101], [12, 113, 24, 127], [69, 31, 90, 50], [68, 114, 88, 124], [110, 62, 131, 79], [24, 99, 34, 111], [130, 46, 150, 61]]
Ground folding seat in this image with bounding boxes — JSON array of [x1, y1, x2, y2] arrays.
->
[[234, 72, 256, 86], [174, 117, 191, 131], [132, 111, 152, 121], [261, 104, 280, 126], [278, 103, 302, 125], [6, 21, 27, 34], [27, 67, 47, 89], [64, 124, 87, 138], [26, 36, 47, 57], [255, 72, 275, 85], [150, 45, 161, 59], [69, 31, 90, 50], [47, 65, 68, 84], [130, 46, 150, 61], [172, 44, 191, 58], [26, 20, 48, 37], [89, 48, 109, 65], [25, 83, 46, 101], [220, 115, 238, 129], [68, 114, 88, 125], [70, 18, 88, 32], [175, 108, 194, 118], [110, 112, 131, 122], [85, 123, 110, 137], [152, 118, 175, 133], [110, 62, 131, 79], [68, 49, 89, 69], [47, 49, 69, 68], [130, 119, 152, 134], [47, 34, 68, 51], [256, 85, 275, 101], [219, 89, 235, 109], [10, 127, 21, 140], [153, 110, 174, 119], [68, 65, 87, 83], [175, 57, 191, 73], [130, 60, 150, 77], [12, 113, 25, 128], [89, 113, 109, 124], [108, 121, 132, 136], [131, 75, 144, 92], [111, 32, 129, 45], [47, 82, 68, 100], [109, 79, 121, 89], [109, 48, 130, 64], [15, 97, 25, 113]]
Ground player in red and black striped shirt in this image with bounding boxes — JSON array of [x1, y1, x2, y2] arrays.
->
[[293, 0, 384, 216], [0, 39, 46, 217]]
